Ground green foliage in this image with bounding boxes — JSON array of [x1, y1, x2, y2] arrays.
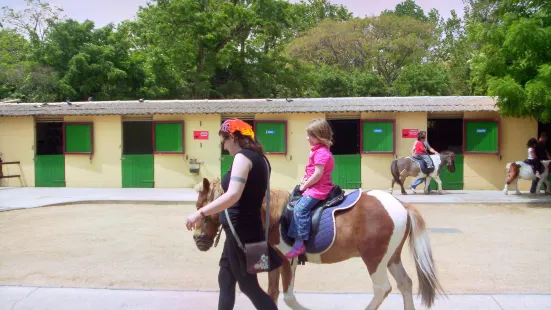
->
[[467, 0, 551, 122]]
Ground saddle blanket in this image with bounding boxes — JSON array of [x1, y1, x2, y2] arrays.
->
[[281, 189, 362, 254]]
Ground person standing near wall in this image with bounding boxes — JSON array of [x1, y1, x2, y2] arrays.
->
[[530, 132, 550, 193]]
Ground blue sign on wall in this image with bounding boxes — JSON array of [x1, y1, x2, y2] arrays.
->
[[477, 129, 487, 133], [373, 129, 383, 133], [266, 130, 275, 134]]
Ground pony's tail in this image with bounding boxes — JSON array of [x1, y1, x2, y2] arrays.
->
[[391, 160, 404, 187], [407, 205, 446, 308], [506, 163, 519, 185]]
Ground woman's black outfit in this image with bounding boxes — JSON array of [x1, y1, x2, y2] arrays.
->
[[218, 149, 283, 310]]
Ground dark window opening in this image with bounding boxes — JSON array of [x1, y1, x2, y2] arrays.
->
[[123, 121, 153, 155], [427, 118, 463, 154], [328, 119, 360, 155], [36, 122, 63, 155]]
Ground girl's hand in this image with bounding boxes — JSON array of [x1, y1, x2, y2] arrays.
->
[[186, 211, 202, 231], [299, 184, 306, 192]]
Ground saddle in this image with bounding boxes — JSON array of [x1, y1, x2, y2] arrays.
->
[[280, 185, 345, 240], [411, 156, 434, 175]]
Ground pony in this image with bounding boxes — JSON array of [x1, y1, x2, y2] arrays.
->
[[389, 151, 456, 195], [503, 160, 551, 195], [192, 177, 446, 310]]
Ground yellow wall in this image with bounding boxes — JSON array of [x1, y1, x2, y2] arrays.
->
[[0, 117, 34, 187], [153, 114, 221, 188], [0, 111, 539, 191], [463, 112, 537, 190], [64, 116, 122, 187], [255, 113, 325, 190], [361, 112, 427, 190]]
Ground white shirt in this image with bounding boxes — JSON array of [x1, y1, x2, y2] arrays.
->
[[528, 147, 535, 160]]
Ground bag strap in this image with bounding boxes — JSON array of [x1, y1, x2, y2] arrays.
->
[[224, 156, 271, 253]]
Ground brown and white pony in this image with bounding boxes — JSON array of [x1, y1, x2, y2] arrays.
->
[[503, 160, 551, 195], [389, 151, 456, 195], [192, 178, 446, 310]]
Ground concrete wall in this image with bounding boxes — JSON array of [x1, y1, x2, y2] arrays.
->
[[0, 111, 539, 190], [463, 112, 538, 191], [255, 113, 325, 190], [63, 116, 122, 188], [153, 114, 221, 188], [0, 117, 34, 187], [361, 112, 427, 190]]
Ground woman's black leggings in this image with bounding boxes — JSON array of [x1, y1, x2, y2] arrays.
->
[[218, 263, 278, 310], [526, 159, 542, 174]]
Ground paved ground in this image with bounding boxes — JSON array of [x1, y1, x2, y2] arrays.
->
[[1, 187, 550, 211], [2, 286, 551, 310], [1, 203, 550, 293], [1, 188, 550, 309]]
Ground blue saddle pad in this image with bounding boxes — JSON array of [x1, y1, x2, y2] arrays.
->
[[280, 189, 362, 254]]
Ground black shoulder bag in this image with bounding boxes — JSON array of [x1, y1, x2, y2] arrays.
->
[[224, 157, 272, 274]]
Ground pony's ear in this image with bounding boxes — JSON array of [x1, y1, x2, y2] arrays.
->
[[202, 178, 210, 192]]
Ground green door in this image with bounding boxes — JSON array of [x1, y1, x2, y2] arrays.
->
[[332, 154, 361, 189], [221, 154, 234, 176], [430, 154, 464, 190], [122, 121, 154, 188], [122, 154, 154, 188], [35, 155, 65, 187]]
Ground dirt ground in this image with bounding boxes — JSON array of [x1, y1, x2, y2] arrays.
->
[[1, 203, 550, 294]]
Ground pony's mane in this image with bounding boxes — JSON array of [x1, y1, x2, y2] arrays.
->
[[194, 177, 289, 229]]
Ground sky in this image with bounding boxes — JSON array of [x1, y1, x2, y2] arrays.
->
[[3, 0, 466, 28]]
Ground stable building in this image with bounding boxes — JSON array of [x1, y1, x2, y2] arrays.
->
[[0, 96, 547, 191]]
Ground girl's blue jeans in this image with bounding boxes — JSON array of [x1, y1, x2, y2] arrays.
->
[[287, 195, 320, 241]]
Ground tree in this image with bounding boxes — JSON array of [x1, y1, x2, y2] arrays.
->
[[467, 0, 551, 122], [392, 62, 451, 96], [0, 0, 63, 43], [287, 15, 436, 88]]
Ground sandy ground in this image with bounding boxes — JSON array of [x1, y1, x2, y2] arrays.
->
[[1, 203, 550, 294]]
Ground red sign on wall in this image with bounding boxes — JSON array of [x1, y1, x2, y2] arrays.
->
[[402, 129, 418, 138], [193, 131, 209, 140]]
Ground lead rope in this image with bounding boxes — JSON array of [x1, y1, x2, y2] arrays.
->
[[213, 226, 222, 247]]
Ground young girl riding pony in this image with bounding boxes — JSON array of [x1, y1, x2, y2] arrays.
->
[[285, 118, 335, 259]]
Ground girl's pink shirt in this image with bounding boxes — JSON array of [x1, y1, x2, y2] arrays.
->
[[303, 143, 335, 200]]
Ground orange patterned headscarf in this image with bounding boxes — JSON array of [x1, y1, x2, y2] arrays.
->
[[220, 119, 255, 140]]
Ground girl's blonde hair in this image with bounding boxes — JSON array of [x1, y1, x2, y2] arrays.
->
[[307, 118, 333, 147]]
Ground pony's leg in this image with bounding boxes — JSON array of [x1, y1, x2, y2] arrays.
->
[[514, 178, 521, 195], [399, 172, 408, 195], [267, 267, 281, 303], [423, 177, 432, 194], [282, 258, 308, 310], [433, 175, 443, 194], [365, 264, 392, 310], [544, 178, 551, 194], [390, 178, 395, 194], [388, 261, 415, 310]]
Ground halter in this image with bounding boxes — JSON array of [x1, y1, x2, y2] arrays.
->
[[201, 212, 223, 247]]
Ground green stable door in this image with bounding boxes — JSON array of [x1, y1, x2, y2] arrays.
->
[[122, 121, 155, 188], [35, 155, 65, 187], [332, 154, 361, 189], [35, 122, 65, 187], [122, 154, 154, 188]]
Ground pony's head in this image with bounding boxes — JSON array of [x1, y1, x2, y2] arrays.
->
[[440, 151, 456, 173], [192, 177, 224, 251]]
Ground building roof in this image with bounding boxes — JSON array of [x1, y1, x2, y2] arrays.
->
[[0, 96, 498, 117]]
